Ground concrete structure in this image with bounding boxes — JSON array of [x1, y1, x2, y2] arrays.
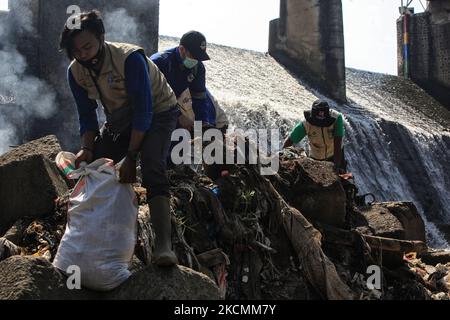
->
[[428, 0, 450, 24], [0, 9, 7, 31], [398, 2, 450, 108], [269, 0, 346, 103], [3, 0, 159, 149]]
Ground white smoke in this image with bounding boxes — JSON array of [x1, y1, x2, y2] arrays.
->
[[0, 118, 15, 155], [104, 8, 139, 44], [0, 5, 58, 155]]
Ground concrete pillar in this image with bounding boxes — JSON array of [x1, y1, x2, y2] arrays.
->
[[269, 0, 346, 103], [397, 10, 450, 108], [428, 0, 450, 24]]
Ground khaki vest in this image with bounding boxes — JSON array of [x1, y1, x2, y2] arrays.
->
[[70, 42, 177, 132], [304, 110, 341, 160]]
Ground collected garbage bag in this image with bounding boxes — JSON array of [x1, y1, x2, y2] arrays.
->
[[53, 152, 138, 291]]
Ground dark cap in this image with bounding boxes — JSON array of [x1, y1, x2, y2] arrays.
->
[[180, 31, 210, 61], [312, 99, 330, 110]]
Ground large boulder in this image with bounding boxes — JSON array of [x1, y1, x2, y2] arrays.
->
[[359, 202, 426, 242], [0, 256, 95, 300], [0, 256, 221, 300], [108, 264, 221, 300], [271, 154, 347, 227], [0, 135, 67, 235]]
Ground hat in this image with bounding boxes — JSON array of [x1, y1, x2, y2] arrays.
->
[[180, 31, 210, 61], [311, 99, 331, 120], [312, 99, 330, 111]]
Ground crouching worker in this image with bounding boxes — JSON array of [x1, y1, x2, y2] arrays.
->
[[60, 10, 179, 266], [151, 30, 211, 131], [283, 100, 347, 173]]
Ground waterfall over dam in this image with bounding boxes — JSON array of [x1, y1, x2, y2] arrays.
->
[[160, 36, 450, 249]]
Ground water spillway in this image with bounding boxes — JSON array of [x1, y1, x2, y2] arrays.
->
[[160, 37, 450, 248]]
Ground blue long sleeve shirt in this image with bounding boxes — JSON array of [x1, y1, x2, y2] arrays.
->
[[68, 51, 153, 136], [150, 47, 214, 125]]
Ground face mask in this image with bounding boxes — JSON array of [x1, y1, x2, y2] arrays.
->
[[183, 57, 198, 69], [76, 43, 105, 69]]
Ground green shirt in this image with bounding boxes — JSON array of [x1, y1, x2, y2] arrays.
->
[[290, 113, 345, 144]]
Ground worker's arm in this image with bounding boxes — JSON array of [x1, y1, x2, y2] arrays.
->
[[333, 136, 343, 171], [119, 52, 154, 183], [190, 63, 209, 123], [283, 137, 294, 149], [68, 68, 99, 168], [284, 122, 306, 149], [333, 114, 345, 172]]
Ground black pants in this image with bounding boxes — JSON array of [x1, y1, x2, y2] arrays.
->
[[93, 106, 180, 199]]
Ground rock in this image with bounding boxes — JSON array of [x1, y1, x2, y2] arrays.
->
[[107, 264, 221, 300], [2, 219, 28, 245], [0, 238, 22, 262], [359, 204, 404, 239], [357, 202, 426, 267], [419, 250, 450, 265], [0, 136, 67, 235], [1, 135, 62, 162], [359, 202, 426, 242], [0, 255, 221, 300], [0, 256, 96, 300], [271, 155, 346, 227], [382, 202, 426, 242]]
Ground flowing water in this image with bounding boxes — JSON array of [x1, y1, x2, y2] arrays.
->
[[163, 37, 450, 248]]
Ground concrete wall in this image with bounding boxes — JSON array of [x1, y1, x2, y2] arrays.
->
[[398, 11, 450, 107], [6, 0, 160, 149], [0, 10, 8, 37], [397, 13, 432, 80], [428, 0, 450, 24], [431, 22, 450, 89], [269, 0, 346, 103]]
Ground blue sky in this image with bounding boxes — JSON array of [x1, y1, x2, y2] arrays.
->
[[0, 0, 425, 75]]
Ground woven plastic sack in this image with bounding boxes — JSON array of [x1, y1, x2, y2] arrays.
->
[[53, 152, 138, 291]]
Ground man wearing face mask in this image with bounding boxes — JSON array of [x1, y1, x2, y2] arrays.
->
[[283, 99, 346, 173], [60, 10, 179, 267], [151, 31, 213, 130]]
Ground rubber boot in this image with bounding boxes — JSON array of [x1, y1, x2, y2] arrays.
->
[[149, 195, 178, 267]]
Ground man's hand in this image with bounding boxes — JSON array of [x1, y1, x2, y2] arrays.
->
[[178, 114, 194, 131], [75, 149, 94, 169], [283, 137, 293, 149], [119, 156, 137, 184]]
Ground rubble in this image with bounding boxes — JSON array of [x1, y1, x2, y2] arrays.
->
[[0, 139, 449, 300]]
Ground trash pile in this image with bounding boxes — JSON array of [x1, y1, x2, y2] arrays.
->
[[0, 193, 68, 261], [1, 139, 450, 300]]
